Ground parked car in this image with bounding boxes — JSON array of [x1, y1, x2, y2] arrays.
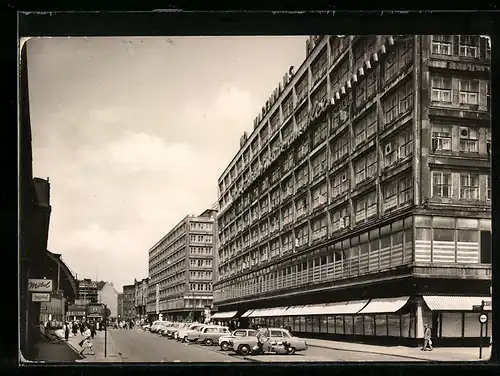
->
[[177, 323, 203, 342], [151, 321, 171, 333], [165, 322, 188, 339], [158, 322, 174, 335], [142, 324, 151, 331], [229, 327, 307, 355], [149, 321, 162, 333], [197, 325, 231, 346], [219, 329, 258, 351], [183, 324, 207, 343]]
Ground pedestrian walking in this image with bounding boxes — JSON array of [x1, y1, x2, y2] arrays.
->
[[64, 322, 70, 341], [90, 322, 96, 339], [422, 324, 433, 351], [79, 327, 95, 356]]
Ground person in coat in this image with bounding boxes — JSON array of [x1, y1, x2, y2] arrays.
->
[[79, 327, 94, 356], [422, 323, 433, 351], [64, 322, 70, 341], [90, 322, 97, 339]]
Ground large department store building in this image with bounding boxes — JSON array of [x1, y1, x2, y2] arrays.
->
[[212, 35, 491, 346]]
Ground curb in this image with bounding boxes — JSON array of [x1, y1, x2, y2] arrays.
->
[[242, 356, 262, 363], [306, 343, 440, 362]]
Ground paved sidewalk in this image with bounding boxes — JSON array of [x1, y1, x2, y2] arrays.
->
[[303, 338, 492, 361], [54, 329, 122, 363]]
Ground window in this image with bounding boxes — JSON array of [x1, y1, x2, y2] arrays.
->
[[296, 195, 308, 218], [282, 204, 293, 225], [331, 58, 349, 93], [432, 171, 452, 198], [459, 126, 479, 152], [313, 120, 328, 147], [312, 151, 327, 178], [331, 169, 349, 198], [296, 75, 308, 103], [431, 77, 452, 103], [459, 35, 479, 58], [312, 215, 328, 240], [459, 80, 479, 105], [312, 183, 327, 209], [330, 36, 345, 63], [384, 49, 398, 82], [432, 124, 452, 151], [331, 133, 349, 163], [399, 128, 413, 159], [399, 82, 413, 114], [459, 173, 479, 199], [355, 191, 377, 222], [312, 51, 328, 83], [431, 35, 452, 55], [399, 176, 413, 204], [282, 95, 294, 119], [354, 110, 377, 147], [384, 92, 398, 124]]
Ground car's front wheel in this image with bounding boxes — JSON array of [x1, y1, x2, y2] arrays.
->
[[287, 347, 296, 355], [220, 342, 229, 351], [205, 338, 213, 346], [184, 336, 189, 343], [238, 344, 251, 356]]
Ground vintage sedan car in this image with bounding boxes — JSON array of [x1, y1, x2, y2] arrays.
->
[[197, 326, 232, 346], [229, 327, 307, 355], [219, 329, 258, 351], [184, 324, 209, 343], [152, 321, 172, 333], [177, 323, 204, 342], [149, 321, 163, 333], [163, 322, 187, 338], [158, 322, 175, 335]]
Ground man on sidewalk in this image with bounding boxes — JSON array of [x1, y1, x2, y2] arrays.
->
[[422, 324, 433, 351]]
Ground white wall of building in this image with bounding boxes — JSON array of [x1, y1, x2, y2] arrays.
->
[[98, 282, 119, 318]]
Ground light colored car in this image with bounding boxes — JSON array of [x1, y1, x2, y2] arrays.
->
[[229, 327, 307, 355], [184, 324, 207, 343], [149, 321, 162, 332], [177, 323, 203, 342], [158, 322, 174, 335], [165, 322, 188, 339], [151, 321, 171, 333], [197, 325, 232, 346], [142, 324, 151, 331], [219, 329, 258, 351]]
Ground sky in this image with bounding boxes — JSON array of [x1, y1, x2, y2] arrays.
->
[[27, 36, 308, 293]]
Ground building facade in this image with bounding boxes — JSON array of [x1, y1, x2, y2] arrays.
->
[[117, 293, 124, 319], [98, 282, 119, 319], [213, 35, 491, 346], [122, 284, 136, 319], [146, 209, 217, 322], [78, 279, 99, 303], [134, 278, 148, 319]]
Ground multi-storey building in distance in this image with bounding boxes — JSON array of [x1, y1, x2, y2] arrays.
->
[[122, 284, 136, 319], [134, 277, 148, 319], [77, 279, 99, 303], [146, 209, 217, 322], [213, 35, 491, 346]]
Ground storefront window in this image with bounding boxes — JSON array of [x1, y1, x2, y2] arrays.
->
[[320, 316, 328, 333], [290, 317, 297, 332], [306, 316, 313, 332], [441, 312, 463, 337], [312, 316, 320, 332], [401, 313, 411, 338], [375, 314, 388, 336], [299, 316, 306, 332], [327, 316, 335, 333], [283, 316, 289, 328], [344, 316, 354, 335], [354, 315, 364, 335], [464, 313, 480, 337], [387, 314, 401, 337], [335, 316, 344, 334], [275, 317, 283, 328], [364, 315, 375, 335]]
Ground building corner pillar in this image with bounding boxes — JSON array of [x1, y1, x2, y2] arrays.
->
[[415, 296, 425, 339]]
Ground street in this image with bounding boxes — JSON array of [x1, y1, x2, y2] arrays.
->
[[107, 329, 422, 362]]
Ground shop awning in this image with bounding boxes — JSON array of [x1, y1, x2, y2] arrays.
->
[[423, 296, 492, 311], [358, 296, 410, 314], [284, 300, 369, 316], [210, 311, 238, 319], [251, 307, 289, 317], [241, 310, 254, 318]]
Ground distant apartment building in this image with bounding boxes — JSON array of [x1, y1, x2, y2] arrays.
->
[[78, 279, 99, 303], [134, 278, 148, 319], [98, 281, 119, 319], [117, 293, 124, 319], [122, 284, 136, 319], [213, 35, 491, 346], [146, 209, 217, 322]]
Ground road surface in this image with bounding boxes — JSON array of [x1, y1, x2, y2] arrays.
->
[[108, 329, 421, 362]]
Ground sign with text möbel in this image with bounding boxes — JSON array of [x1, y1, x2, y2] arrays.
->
[[32, 293, 51, 302], [28, 279, 53, 292]]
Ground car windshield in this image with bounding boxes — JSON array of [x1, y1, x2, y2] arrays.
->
[[248, 330, 257, 336], [281, 330, 291, 338]]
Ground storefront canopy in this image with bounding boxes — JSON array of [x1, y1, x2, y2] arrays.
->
[[358, 296, 410, 314], [211, 311, 238, 319], [423, 296, 492, 311], [251, 307, 289, 317], [241, 310, 254, 318], [285, 300, 369, 316]]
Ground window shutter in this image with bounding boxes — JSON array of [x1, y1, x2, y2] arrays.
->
[[453, 36, 459, 56], [479, 80, 487, 110]]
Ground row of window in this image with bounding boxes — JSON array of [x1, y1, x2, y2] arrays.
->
[[189, 246, 213, 256], [431, 172, 490, 200], [189, 283, 213, 291], [149, 223, 187, 259], [189, 235, 213, 243], [220, 34, 489, 199], [189, 271, 213, 280], [189, 221, 213, 231], [149, 238, 187, 274], [431, 76, 488, 107], [217, 218, 414, 287], [189, 258, 213, 268], [432, 125, 490, 153]]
